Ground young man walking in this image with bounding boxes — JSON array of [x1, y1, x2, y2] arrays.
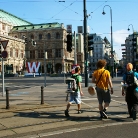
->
[[92, 59, 113, 119], [65, 66, 83, 117]]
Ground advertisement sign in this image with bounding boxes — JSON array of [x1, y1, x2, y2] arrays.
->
[[26, 62, 40, 73]]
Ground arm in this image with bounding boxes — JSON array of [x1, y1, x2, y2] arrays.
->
[[107, 76, 113, 94], [92, 74, 96, 84], [78, 81, 83, 96]]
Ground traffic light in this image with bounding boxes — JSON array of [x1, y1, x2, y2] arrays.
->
[[132, 37, 138, 53], [67, 34, 72, 52], [88, 34, 94, 51]]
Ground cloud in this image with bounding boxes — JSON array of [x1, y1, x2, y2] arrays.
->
[[113, 30, 129, 59], [113, 29, 129, 44]]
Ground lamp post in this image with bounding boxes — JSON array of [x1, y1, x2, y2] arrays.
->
[[127, 24, 135, 69], [102, 5, 114, 78]]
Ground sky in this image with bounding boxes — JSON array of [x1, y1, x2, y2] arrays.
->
[[0, 0, 138, 60]]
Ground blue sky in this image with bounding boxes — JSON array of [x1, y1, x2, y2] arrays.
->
[[1, 0, 138, 59]]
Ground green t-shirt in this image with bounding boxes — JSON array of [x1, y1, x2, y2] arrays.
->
[[72, 74, 82, 92]]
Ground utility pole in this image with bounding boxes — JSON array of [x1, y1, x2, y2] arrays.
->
[[83, 0, 88, 87], [74, 31, 77, 64]]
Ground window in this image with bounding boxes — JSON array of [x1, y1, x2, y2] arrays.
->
[[55, 49, 61, 58], [2, 24, 5, 30], [77, 55, 81, 61], [47, 33, 51, 39], [47, 49, 52, 58], [10, 48, 13, 57], [56, 32, 60, 39], [39, 34, 43, 40], [15, 49, 18, 57], [21, 50, 24, 58], [30, 50, 35, 59], [38, 50, 44, 58], [30, 34, 34, 39]]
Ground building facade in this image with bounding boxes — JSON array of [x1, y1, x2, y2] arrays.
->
[[9, 23, 75, 74]]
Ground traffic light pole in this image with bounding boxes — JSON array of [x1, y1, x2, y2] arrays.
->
[[133, 33, 135, 69], [83, 0, 88, 87]]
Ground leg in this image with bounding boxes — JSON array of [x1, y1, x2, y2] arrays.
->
[[77, 104, 81, 111], [65, 102, 71, 117], [132, 91, 138, 120], [126, 90, 133, 117]]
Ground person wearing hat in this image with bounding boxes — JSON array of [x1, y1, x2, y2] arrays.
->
[[65, 66, 84, 117], [122, 63, 138, 120], [92, 59, 113, 119]]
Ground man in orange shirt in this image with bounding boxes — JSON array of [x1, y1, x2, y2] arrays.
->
[[92, 59, 113, 119]]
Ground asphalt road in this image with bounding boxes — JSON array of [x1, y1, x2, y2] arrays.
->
[[0, 75, 138, 138], [41, 122, 138, 138]]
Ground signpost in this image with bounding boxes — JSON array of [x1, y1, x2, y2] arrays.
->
[[0, 40, 8, 96]]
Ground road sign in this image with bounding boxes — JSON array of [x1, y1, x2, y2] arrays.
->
[[0, 40, 9, 50], [1, 51, 8, 58]]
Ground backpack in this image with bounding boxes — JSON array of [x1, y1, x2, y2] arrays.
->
[[71, 74, 79, 91], [125, 72, 134, 85]]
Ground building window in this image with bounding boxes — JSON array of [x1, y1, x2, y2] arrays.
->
[[47, 49, 52, 58], [77, 55, 81, 61], [15, 49, 18, 57], [47, 33, 51, 39], [21, 50, 24, 58], [55, 49, 61, 58], [38, 50, 44, 58], [30, 50, 35, 59], [30, 34, 34, 39], [56, 32, 60, 39], [10, 48, 13, 57], [2, 24, 5, 30], [39, 34, 43, 40]]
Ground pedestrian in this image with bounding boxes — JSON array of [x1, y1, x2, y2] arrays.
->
[[65, 66, 84, 117], [92, 59, 113, 119], [122, 63, 138, 120]]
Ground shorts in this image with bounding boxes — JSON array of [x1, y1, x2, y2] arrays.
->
[[69, 91, 81, 104], [96, 87, 111, 104]]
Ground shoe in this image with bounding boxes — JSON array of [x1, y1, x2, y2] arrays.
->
[[102, 111, 108, 119], [65, 110, 70, 117], [78, 110, 83, 114]]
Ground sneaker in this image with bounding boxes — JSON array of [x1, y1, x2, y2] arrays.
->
[[102, 111, 108, 119], [78, 110, 83, 114], [65, 110, 70, 117]]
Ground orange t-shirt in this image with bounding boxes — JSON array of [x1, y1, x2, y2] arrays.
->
[[93, 68, 110, 90]]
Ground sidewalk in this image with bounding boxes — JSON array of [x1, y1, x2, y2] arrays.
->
[[0, 77, 136, 138]]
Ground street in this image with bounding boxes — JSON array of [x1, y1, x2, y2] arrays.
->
[[0, 75, 137, 138]]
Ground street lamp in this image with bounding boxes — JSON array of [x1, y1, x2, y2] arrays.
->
[[102, 5, 114, 78], [127, 24, 135, 69]]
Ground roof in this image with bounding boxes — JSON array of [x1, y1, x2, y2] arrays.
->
[[10, 22, 64, 31], [0, 9, 32, 26]]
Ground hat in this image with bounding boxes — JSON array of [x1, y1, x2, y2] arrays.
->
[[88, 86, 96, 96]]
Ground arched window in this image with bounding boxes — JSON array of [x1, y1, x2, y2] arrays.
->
[[56, 32, 60, 39], [39, 34, 43, 40], [30, 34, 34, 39], [47, 33, 51, 39]]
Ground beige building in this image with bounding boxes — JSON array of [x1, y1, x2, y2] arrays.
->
[[9, 23, 75, 74], [0, 9, 31, 74]]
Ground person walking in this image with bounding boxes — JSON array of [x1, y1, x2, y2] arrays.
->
[[122, 63, 138, 121], [92, 59, 113, 119], [65, 66, 84, 117]]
